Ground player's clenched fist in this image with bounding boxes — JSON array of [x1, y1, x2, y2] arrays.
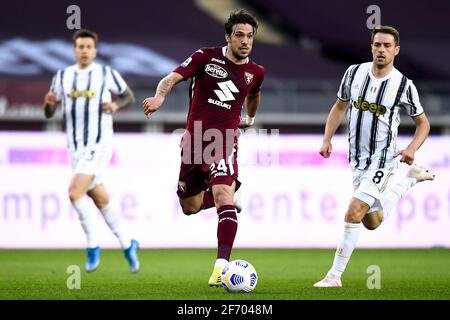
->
[[44, 92, 58, 106], [143, 96, 164, 118], [319, 141, 332, 158]]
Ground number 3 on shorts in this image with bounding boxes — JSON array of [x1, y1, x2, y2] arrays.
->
[[87, 150, 95, 161]]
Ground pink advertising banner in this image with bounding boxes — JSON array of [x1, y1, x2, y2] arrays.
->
[[0, 132, 449, 248]]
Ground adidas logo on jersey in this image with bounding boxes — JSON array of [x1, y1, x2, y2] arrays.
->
[[353, 96, 387, 117]]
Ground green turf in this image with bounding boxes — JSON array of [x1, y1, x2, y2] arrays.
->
[[0, 249, 449, 300]]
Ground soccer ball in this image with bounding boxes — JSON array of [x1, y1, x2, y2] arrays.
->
[[221, 259, 258, 293]]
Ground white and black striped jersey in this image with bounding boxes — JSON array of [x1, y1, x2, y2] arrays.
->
[[50, 62, 127, 151], [337, 62, 424, 170]]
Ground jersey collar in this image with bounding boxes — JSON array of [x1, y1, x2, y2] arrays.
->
[[222, 46, 249, 64]]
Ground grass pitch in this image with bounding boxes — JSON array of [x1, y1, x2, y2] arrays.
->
[[0, 248, 449, 300]]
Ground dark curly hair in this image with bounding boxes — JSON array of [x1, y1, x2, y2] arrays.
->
[[224, 9, 258, 36]]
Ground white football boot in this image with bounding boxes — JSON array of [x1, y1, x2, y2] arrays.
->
[[234, 187, 243, 213], [407, 164, 435, 182], [313, 274, 342, 288]]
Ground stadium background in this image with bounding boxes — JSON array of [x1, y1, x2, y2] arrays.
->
[[1, 0, 449, 249]]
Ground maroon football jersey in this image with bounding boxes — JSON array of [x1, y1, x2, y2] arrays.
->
[[174, 47, 265, 135]]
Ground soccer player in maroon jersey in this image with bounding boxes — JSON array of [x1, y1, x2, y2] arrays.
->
[[143, 9, 265, 286]]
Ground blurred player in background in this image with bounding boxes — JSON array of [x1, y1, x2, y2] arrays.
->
[[43, 29, 140, 273], [143, 9, 265, 286], [314, 26, 435, 287]]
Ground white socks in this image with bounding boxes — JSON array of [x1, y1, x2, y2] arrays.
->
[[72, 197, 99, 248], [101, 204, 131, 249], [381, 176, 416, 218], [329, 222, 361, 278], [326, 176, 417, 279], [72, 197, 131, 249]]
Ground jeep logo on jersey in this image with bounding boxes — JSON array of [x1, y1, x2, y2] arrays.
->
[[353, 96, 387, 117], [205, 64, 228, 79]]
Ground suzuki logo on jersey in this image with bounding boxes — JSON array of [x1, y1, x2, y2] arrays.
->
[[353, 96, 387, 117], [205, 64, 228, 78], [214, 80, 238, 102], [244, 72, 254, 85], [209, 80, 239, 109]]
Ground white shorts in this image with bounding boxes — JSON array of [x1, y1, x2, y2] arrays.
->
[[69, 144, 112, 191], [352, 160, 398, 213]]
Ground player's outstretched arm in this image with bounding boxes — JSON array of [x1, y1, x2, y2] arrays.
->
[[239, 91, 261, 128], [43, 92, 59, 119], [319, 99, 349, 158], [394, 113, 430, 165], [143, 72, 184, 118]]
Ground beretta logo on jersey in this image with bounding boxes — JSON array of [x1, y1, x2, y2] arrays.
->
[[205, 64, 228, 78], [244, 72, 254, 85], [353, 96, 387, 117]]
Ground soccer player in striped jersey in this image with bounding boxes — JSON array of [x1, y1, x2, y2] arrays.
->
[[314, 26, 435, 287], [43, 29, 140, 273], [143, 9, 264, 286]]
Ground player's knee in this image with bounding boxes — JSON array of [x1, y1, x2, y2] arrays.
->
[[88, 193, 109, 209], [91, 197, 108, 209], [345, 205, 366, 222], [362, 220, 380, 230], [68, 186, 84, 203], [362, 213, 383, 230], [181, 207, 201, 216], [179, 202, 201, 216]]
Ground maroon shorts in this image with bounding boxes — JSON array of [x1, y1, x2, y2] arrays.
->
[[177, 143, 240, 198]]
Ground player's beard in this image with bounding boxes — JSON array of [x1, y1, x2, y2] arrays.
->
[[231, 46, 250, 61], [374, 60, 391, 70], [373, 55, 393, 70]]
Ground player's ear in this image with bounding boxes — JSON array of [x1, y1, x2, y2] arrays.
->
[[225, 34, 231, 43], [395, 45, 400, 56]]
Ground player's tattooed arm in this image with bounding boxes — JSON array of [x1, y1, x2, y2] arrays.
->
[[102, 87, 135, 113], [43, 92, 59, 119], [156, 72, 184, 98], [143, 72, 184, 117]]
